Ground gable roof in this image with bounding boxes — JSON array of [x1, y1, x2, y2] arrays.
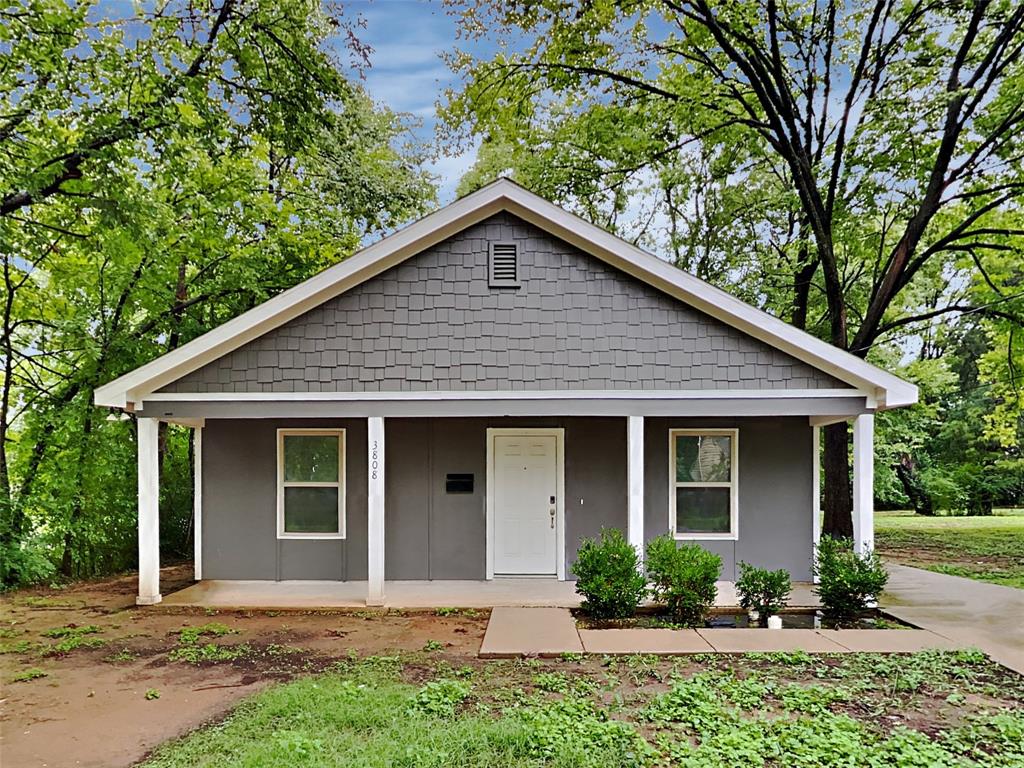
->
[[95, 179, 917, 410]]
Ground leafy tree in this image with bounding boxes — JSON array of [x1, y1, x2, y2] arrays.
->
[[442, 0, 1024, 534], [1, 0, 435, 584]]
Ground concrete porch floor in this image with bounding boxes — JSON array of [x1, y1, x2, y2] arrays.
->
[[160, 579, 822, 610]]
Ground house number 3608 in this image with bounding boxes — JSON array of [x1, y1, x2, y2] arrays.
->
[[370, 440, 380, 481]]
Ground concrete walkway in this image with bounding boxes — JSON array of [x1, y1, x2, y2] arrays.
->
[[478, 607, 962, 658], [881, 564, 1024, 675], [160, 579, 820, 610]]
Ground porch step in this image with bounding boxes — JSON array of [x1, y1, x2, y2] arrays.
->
[[479, 607, 583, 658]]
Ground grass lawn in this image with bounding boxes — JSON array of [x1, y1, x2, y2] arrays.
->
[[144, 651, 1024, 767], [875, 509, 1024, 589]]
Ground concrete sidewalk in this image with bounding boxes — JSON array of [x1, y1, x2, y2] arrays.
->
[[881, 564, 1024, 675], [478, 607, 963, 658]]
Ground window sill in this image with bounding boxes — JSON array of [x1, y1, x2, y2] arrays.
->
[[674, 533, 739, 541], [277, 534, 346, 541]]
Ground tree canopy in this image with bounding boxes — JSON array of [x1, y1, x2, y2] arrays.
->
[[1, 0, 435, 584], [443, 0, 1024, 533]]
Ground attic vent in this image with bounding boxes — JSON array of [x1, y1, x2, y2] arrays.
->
[[488, 242, 520, 288]]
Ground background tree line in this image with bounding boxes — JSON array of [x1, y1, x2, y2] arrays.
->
[[2, 0, 1021, 588], [1, 0, 434, 585], [441, 0, 1024, 530]]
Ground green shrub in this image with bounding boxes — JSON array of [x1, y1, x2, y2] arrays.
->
[[813, 536, 888, 621], [571, 528, 647, 619], [645, 535, 721, 626], [735, 562, 791, 627]]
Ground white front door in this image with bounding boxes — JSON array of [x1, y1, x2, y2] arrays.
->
[[492, 434, 558, 575]]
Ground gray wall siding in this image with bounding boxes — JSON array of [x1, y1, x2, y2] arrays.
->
[[382, 417, 627, 580], [202, 416, 811, 582], [164, 212, 844, 394], [643, 417, 814, 581], [201, 419, 368, 580]]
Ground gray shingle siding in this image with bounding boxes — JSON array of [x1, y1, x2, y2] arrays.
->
[[161, 212, 845, 393]]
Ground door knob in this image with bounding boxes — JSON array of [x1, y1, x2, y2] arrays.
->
[[550, 507, 555, 528]]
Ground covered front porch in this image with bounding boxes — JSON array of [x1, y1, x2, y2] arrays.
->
[[134, 400, 878, 608]]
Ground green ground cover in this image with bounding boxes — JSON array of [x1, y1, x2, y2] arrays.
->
[[876, 509, 1024, 589], [144, 650, 1023, 767]]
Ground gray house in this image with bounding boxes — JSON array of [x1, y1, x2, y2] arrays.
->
[[96, 180, 917, 606]]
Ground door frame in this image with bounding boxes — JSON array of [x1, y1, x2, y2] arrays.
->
[[486, 427, 566, 580]]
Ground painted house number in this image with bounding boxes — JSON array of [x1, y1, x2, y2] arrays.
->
[[370, 439, 380, 481]]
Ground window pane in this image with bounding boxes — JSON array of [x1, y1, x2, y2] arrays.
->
[[676, 487, 732, 534], [284, 487, 340, 533], [284, 435, 339, 482], [675, 435, 731, 483]]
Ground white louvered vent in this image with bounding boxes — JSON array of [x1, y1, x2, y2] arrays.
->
[[488, 242, 520, 288]]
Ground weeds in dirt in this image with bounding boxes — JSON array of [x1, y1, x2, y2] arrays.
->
[[18, 596, 77, 608], [105, 648, 138, 664], [0, 640, 32, 654], [169, 623, 246, 664], [145, 688, 161, 700], [40, 625, 107, 656], [422, 639, 444, 652], [12, 667, 48, 682], [142, 650, 1024, 768]]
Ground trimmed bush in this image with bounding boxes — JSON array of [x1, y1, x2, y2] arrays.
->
[[645, 535, 721, 626], [571, 528, 646, 619], [813, 536, 889, 621], [735, 562, 791, 627]]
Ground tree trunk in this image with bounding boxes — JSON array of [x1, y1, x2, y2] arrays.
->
[[894, 454, 934, 516], [822, 422, 853, 539], [60, 406, 94, 579]]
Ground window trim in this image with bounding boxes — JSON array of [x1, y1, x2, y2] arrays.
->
[[668, 428, 739, 541], [276, 428, 346, 540]]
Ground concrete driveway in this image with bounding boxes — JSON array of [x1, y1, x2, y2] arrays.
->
[[882, 564, 1024, 675]]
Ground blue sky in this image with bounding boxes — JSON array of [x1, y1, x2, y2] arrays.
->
[[350, 1, 498, 203]]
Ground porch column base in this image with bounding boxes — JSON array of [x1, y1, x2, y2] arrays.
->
[[136, 594, 163, 606]]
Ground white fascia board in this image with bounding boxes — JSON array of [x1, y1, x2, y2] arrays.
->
[[141, 388, 865, 403], [95, 179, 918, 410]]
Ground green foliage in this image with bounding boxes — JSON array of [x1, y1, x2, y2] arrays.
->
[[645, 535, 721, 626], [140, 651, 1023, 767], [813, 537, 889, 622], [422, 639, 444, 652], [42, 624, 101, 638], [145, 688, 161, 701], [571, 528, 647, 619], [408, 679, 471, 718], [735, 562, 791, 627], [169, 622, 244, 664], [0, 0, 435, 587], [12, 667, 48, 683], [518, 697, 654, 767]]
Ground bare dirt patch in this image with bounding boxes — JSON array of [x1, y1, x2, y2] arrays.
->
[[0, 567, 488, 768]]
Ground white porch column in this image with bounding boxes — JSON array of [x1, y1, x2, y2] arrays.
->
[[627, 416, 645, 557], [137, 417, 162, 605], [193, 426, 203, 581], [852, 414, 875, 555], [811, 425, 821, 583], [367, 416, 385, 606]]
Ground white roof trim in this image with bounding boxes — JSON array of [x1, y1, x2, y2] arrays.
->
[[95, 179, 917, 409], [141, 388, 868, 404]]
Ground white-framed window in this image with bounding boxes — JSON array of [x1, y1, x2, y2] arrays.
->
[[669, 428, 738, 540], [277, 429, 345, 539]]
